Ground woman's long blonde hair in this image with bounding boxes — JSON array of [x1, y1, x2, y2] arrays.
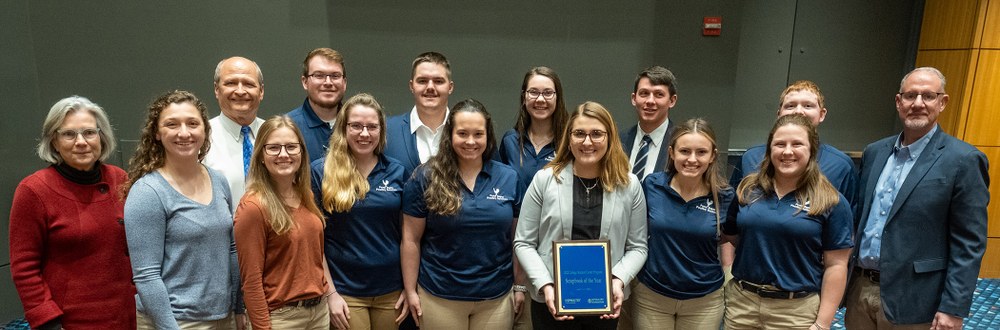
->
[[546, 101, 630, 191], [321, 93, 387, 213], [245, 116, 323, 235], [736, 113, 839, 215]]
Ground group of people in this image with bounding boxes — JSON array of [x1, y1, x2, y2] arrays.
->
[[8, 46, 987, 330]]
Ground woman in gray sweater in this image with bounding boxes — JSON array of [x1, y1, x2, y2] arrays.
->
[[122, 90, 245, 330]]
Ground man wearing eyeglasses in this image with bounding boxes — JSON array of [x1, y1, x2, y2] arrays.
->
[[620, 66, 678, 182], [844, 67, 988, 330], [288, 47, 348, 163], [204, 56, 266, 213], [385, 51, 454, 179]]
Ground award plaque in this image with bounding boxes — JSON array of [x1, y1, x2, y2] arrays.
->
[[552, 239, 612, 315]]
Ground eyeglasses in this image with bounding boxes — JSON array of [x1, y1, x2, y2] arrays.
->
[[263, 143, 302, 156], [898, 91, 945, 104], [307, 73, 344, 82], [525, 89, 557, 100], [570, 130, 607, 143], [347, 122, 380, 133], [56, 128, 101, 141]]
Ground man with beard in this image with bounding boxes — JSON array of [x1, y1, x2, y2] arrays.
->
[[288, 47, 347, 162]]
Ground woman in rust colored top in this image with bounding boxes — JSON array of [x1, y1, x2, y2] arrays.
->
[[234, 116, 333, 330]]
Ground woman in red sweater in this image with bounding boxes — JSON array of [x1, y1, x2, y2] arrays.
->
[[9, 96, 136, 329], [235, 116, 333, 330]]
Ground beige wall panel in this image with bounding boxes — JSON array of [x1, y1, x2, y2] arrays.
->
[[982, 238, 1000, 278], [916, 50, 973, 137], [983, 0, 1000, 48], [965, 50, 1000, 145], [919, 0, 980, 50]]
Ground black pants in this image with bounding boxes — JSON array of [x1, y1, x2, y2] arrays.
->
[[530, 300, 618, 330]]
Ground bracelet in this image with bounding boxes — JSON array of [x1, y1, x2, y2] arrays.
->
[[512, 284, 528, 293], [813, 323, 828, 330], [324, 290, 336, 297]]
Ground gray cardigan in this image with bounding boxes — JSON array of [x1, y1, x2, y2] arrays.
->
[[124, 167, 241, 328], [513, 163, 648, 303]]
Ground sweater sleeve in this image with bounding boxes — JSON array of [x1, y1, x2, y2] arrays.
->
[[9, 181, 63, 327], [234, 197, 271, 329], [124, 180, 180, 329]]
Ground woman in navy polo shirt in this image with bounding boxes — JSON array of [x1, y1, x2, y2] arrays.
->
[[311, 93, 407, 330], [629, 118, 732, 329], [401, 99, 522, 329], [722, 114, 853, 330], [499, 66, 568, 199], [514, 101, 647, 330]]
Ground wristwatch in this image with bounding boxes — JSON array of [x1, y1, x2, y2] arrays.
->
[[513, 284, 528, 293]]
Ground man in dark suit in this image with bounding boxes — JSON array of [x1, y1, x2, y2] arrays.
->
[[620, 66, 677, 181], [845, 67, 989, 330], [385, 52, 453, 179]]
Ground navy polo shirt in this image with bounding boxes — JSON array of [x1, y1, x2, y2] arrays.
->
[[722, 190, 853, 292], [288, 98, 335, 163], [497, 129, 556, 199], [402, 160, 521, 301], [638, 172, 735, 300], [310, 155, 405, 297], [730, 143, 858, 207]]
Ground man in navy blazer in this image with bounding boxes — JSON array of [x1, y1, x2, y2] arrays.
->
[[385, 52, 453, 179], [845, 67, 989, 329], [620, 66, 677, 182]]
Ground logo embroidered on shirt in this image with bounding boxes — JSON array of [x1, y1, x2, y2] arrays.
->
[[791, 200, 811, 212], [696, 199, 717, 214], [375, 180, 399, 192], [487, 188, 509, 201], [545, 154, 556, 161]]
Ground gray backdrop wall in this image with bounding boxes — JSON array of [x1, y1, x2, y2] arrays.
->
[[0, 0, 917, 319]]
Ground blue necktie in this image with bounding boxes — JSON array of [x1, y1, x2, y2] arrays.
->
[[632, 135, 652, 178], [241, 126, 252, 177]]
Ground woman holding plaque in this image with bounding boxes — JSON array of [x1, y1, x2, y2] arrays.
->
[[722, 114, 852, 330], [627, 118, 732, 329], [311, 93, 408, 330], [513, 101, 647, 330], [400, 99, 522, 329]]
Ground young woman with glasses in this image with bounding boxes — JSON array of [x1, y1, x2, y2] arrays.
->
[[311, 93, 408, 330], [234, 116, 332, 329], [514, 101, 647, 330]]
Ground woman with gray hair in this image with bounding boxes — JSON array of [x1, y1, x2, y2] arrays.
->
[[9, 96, 136, 329]]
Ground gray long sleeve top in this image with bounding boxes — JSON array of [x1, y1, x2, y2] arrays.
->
[[124, 167, 242, 329]]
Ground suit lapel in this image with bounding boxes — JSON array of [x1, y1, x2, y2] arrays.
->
[[400, 116, 421, 168], [886, 130, 945, 222], [621, 126, 638, 155], [861, 139, 894, 221], [559, 164, 575, 240]]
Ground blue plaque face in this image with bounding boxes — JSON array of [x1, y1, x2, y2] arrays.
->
[[553, 240, 612, 315]]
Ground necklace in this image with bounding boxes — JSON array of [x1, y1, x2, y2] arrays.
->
[[578, 176, 599, 204]]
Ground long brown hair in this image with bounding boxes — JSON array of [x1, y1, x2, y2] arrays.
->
[[122, 90, 211, 199], [546, 101, 630, 191], [321, 93, 387, 213], [736, 113, 838, 215], [245, 116, 323, 235], [513, 67, 567, 166], [423, 99, 497, 215], [667, 118, 729, 235]]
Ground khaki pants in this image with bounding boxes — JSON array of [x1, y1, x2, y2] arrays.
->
[[269, 296, 330, 330], [137, 311, 236, 330], [723, 280, 819, 329], [417, 286, 514, 329], [512, 296, 533, 330], [627, 283, 723, 330], [341, 291, 402, 330], [844, 272, 932, 329]]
